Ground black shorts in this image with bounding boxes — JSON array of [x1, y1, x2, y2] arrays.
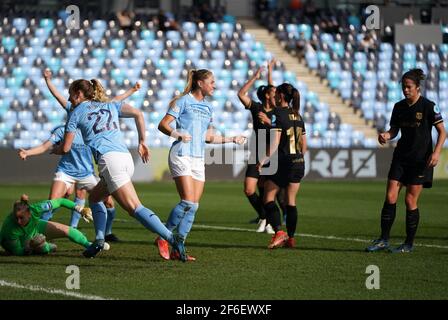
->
[[245, 163, 271, 179], [388, 159, 433, 188], [266, 158, 305, 188]]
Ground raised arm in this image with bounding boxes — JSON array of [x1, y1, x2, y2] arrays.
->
[[120, 103, 150, 163], [237, 67, 263, 109], [112, 82, 141, 101], [18, 140, 53, 160], [267, 58, 276, 86], [43, 69, 68, 108]]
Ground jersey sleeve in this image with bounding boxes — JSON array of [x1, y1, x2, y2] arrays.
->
[[429, 103, 444, 125], [48, 127, 64, 145], [301, 121, 306, 135], [389, 104, 399, 128], [111, 101, 124, 117], [167, 97, 185, 119], [29, 199, 76, 218]]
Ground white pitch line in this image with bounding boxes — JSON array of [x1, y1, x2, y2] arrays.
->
[[193, 224, 448, 250], [0, 280, 115, 300], [111, 219, 448, 250]]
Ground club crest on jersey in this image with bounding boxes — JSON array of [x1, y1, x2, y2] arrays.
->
[[415, 112, 422, 120], [171, 105, 180, 113], [434, 105, 441, 114], [271, 115, 276, 126]]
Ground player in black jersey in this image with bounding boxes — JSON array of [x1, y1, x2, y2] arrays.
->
[[238, 61, 279, 234], [366, 69, 446, 253], [257, 83, 307, 249]]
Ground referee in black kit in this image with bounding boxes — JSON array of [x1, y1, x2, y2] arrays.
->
[[366, 68, 446, 253]]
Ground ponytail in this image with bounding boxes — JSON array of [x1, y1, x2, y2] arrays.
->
[[169, 69, 196, 108], [90, 79, 109, 102], [168, 69, 213, 108], [291, 88, 300, 116]]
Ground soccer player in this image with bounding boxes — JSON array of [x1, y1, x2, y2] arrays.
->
[[257, 83, 307, 249], [42, 69, 140, 241], [237, 62, 277, 234], [366, 69, 446, 253], [0, 194, 94, 256], [53, 79, 186, 260], [157, 69, 246, 261], [17, 125, 114, 230]]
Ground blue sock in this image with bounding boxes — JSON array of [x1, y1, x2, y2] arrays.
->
[[178, 202, 199, 240], [41, 207, 58, 221], [91, 202, 107, 240], [69, 197, 85, 228], [105, 207, 116, 235], [133, 205, 173, 243], [166, 200, 196, 231]]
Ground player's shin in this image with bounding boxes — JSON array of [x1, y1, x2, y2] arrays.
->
[[90, 202, 107, 240]]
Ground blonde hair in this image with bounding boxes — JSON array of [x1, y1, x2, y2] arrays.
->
[[90, 79, 109, 102], [169, 69, 212, 108]]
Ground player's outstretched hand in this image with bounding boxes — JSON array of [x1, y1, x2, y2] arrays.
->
[[43, 68, 52, 79], [18, 148, 28, 160], [77, 206, 93, 223], [377, 132, 389, 145], [133, 82, 141, 92], [233, 135, 247, 145], [139, 142, 151, 163]]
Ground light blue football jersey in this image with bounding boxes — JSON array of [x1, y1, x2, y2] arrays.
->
[[65, 100, 128, 162], [49, 126, 94, 178], [167, 93, 213, 158]]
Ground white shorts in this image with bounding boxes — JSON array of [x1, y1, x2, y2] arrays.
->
[[168, 154, 205, 181], [54, 171, 99, 191], [98, 152, 134, 193]]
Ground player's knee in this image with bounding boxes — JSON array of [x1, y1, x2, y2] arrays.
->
[[405, 194, 418, 209], [244, 188, 256, 197], [386, 192, 398, 204]]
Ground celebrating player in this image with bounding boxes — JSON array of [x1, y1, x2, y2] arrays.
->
[[156, 69, 246, 261], [52, 79, 186, 260], [0, 194, 94, 256], [257, 83, 307, 249], [366, 68, 446, 253], [238, 60, 288, 233]]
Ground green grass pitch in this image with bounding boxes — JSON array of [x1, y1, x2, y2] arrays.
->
[[0, 180, 447, 300]]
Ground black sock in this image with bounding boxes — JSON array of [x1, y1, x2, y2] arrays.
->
[[264, 201, 281, 232], [286, 205, 298, 238], [276, 189, 287, 219], [380, 201, 396, 240], [247, 193, 266, 219], [405, 208, 420, 246]]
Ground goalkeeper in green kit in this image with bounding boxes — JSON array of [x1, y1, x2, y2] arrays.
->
[[0, 194, 95, 256]]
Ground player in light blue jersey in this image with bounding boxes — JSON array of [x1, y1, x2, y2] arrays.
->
[[41, 70, 139, 241], [18, 125, 101, 228], [157, 69, 246, 261], [53, 79, 186, 260]]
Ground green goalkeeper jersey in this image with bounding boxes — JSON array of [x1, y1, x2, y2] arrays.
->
[[0, 198, 76, 255]]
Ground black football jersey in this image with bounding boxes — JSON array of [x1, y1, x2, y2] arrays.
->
[[390, 96, 443, 163], [248, 100, 275, 162], [271, 107, 306, 160]]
